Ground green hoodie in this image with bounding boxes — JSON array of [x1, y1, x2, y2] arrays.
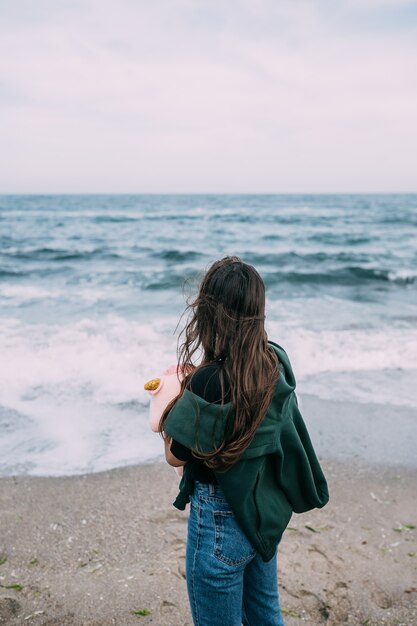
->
[[164, 342, 329, 562]]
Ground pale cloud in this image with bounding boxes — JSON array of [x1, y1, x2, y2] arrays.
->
[[0, 0, 416, 192]]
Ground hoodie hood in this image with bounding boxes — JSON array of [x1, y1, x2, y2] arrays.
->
[[164, 342, 295, 459]]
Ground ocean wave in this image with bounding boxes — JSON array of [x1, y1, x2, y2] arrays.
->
[[380, 214, 417, 226], [265, 266, 416, 287], [387, 269, 417, 284], [143, 275, 196, 291], [151, 249, 205, 263], [2, 316, 416, 407], [265, 324, 417, 377], [2, 246, 122, 262], [0, 285, 64, 302], [0, 316, 177, 476], [0, 269, 27, 278], [132, 263, 417, 291], [309, 232, 374, 245], [92, 215, 140, 224], [1, 316, 417, 476], [243, 251, 371, 266], [53, 250, 122, 262]]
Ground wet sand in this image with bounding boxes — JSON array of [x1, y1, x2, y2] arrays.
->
[[0, 460, 416, 626]]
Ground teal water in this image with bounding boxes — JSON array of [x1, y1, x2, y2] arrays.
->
[[1, 194, 416, 475]]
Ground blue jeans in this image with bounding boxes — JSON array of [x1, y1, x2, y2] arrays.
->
[[186, 481, 285, 626]]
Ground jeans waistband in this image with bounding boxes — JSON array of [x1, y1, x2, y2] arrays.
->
[[194, 480, 225, 498]]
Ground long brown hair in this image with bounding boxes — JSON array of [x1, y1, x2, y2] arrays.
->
[[160, 256, 279, 471]]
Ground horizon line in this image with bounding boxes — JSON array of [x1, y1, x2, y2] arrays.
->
[[1, 191, 416, 196]]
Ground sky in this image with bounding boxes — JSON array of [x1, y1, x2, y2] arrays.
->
[[1, 0, 417, 193]]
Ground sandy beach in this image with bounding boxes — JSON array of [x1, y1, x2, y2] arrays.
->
[[0, 459, 416, 626]]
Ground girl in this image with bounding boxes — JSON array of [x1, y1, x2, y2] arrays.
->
[[160, 256, 329, 626]]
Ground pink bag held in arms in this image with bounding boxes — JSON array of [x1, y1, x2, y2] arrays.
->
[[144, 365, 186, 477], [144, 364, 184, 432]]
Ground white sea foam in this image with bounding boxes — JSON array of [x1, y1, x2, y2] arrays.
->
[[268, 324, 417, 376], [388, 268, 417, 283], [1, 315, 416, 476], [267, 321, 417, 408], [0, 315, 178, 476], [0, 283, 131, 305], [0, 284, 65, 302], [0, 315, 177, 405]]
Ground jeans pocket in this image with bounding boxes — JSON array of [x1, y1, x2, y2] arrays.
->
[[213, 511, 256, 566]]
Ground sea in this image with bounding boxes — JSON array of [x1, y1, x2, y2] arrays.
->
[[1, 194, 416, 476]]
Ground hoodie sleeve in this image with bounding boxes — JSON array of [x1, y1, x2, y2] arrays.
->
[[276, 393, 329, 513]]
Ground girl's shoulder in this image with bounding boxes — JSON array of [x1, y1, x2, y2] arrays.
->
[[187, 362, 231, 404]]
